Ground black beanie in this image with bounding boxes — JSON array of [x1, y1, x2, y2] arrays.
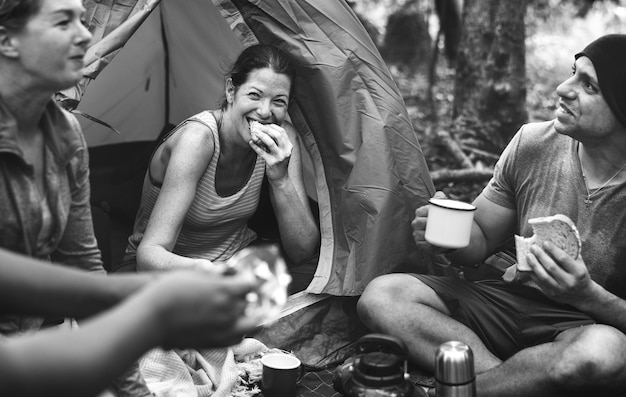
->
[[575, 34, 626, 129]]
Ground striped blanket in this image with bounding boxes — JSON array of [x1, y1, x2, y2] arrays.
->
[[139, 338, 281, 397]]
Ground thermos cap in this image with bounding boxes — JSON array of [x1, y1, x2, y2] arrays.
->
[[435, 341, 475, 384]]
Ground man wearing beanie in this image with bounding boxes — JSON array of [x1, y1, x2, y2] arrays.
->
[[359, 34, 626, 397]]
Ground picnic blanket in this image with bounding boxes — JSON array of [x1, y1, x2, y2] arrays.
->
[[139, 338, 282, 397], [136, 295, 437, 397]]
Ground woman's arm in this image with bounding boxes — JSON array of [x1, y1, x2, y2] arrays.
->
[[265, 124, 320, 264], [0, 249, 152, 317], [0, 270, 261, 397], [136, 123, 216, 271]]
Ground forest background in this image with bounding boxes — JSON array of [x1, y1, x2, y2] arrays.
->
[[350, 0, 626, 201]]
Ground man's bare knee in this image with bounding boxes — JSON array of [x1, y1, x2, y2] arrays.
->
[[358, 274, 408, 319], [551, 325, 626, 392], [357, 274, 447, 322]]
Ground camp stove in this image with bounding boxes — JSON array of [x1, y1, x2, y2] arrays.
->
[[333, 333, 428, 397]]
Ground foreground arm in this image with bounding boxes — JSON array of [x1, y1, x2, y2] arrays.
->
[[0, 271, 261, 397], [412, 192, 517, 267], [251, 122, 320, 264], [0, 249, 151, 317]]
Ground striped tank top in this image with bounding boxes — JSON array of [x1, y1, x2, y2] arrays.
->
[[123, 111, 266, 264]]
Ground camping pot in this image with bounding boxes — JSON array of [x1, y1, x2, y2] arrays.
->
[[435, 341, 476, 397], [333, 333, 428, 397]]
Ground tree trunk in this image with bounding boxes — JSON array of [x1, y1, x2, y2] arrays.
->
[[381, 0, 432, 75], [452, 0, 528, 152]]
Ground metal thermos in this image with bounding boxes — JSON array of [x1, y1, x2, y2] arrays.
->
[[435, 341, 476, 397]]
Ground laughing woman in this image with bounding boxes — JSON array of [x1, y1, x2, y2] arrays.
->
[[122, 44, 320, 291]]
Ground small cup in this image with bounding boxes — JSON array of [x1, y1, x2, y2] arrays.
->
[[261, 353, 303, 397], [425, 198, 476, 249]]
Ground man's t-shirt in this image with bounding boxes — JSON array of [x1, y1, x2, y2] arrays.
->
[[482, 120, 626, 298]]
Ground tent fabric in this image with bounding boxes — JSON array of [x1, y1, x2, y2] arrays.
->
[[62, 0, 436, 296], [57, 0, 163, 112]]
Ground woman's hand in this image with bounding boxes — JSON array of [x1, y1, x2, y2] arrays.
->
[[151, 270, 264, 349], [249, 122, 292, 182]]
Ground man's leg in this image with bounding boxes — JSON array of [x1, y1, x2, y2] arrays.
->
[[476, 324, 626, 397], [358, 275, 626, 396], [357, 274, 502, 372]]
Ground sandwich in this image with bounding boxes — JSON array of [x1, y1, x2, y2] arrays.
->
[[515, 214, 581, 272], [249, 120, 270, 152]]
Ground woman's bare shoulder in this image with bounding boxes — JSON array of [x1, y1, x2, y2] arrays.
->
[[165, 119, 216, 156]]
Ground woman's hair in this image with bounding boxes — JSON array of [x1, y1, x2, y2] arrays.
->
[[0, 0, 41, 32], [220, 44, 296, 110]]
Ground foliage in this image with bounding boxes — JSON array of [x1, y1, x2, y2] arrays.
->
[[526, 0, 626, 122], [356, 0, 626, 202]]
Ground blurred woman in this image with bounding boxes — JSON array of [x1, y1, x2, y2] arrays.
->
[[122, 44, 320, 290], [0, 0, 103, 329], [0, 1, 152, 395]]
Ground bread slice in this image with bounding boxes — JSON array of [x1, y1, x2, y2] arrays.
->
[[249, 120, 270, 152], [249, 120, 262, 133], [515, 214, 581, 272]]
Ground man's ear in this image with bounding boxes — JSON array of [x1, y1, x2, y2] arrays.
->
[[0, 27, 20, 58]]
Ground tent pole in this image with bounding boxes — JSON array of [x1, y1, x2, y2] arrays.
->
[[159, 4, 171, 138]]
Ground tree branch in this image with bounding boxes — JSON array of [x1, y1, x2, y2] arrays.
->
[[431, 168, 494, 183], [461, 144, 501, 161], [436, 129, 474, 169]]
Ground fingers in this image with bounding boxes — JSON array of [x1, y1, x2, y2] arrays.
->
[[249, 123, 292, 156], [249, 125, 272, 153], [158, 273, 266, 349], [411, 191, 447, 249], [249, 138, 271, 153], [432, 191, 447, 200], [526, 244, 556, 285], [225, 273, 263, 298], [527, 241, 588, 298], [411, 211, 427, 245], [187, 262, 260, 290], [528, 242, 569, 281]]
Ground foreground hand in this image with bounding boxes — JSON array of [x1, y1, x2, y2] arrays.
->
[[411, 191, 448, 252], [151, 271, 264, 349], [526, 241, 595, 306], [249, 123, 292, 181]]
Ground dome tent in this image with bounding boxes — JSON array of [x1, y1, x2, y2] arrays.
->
[[61, 0, 436, 299]]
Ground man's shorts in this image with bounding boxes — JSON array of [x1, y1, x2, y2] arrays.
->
[[411, 275, 595, 360]]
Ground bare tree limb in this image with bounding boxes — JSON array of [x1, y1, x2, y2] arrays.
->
[[461, 144, 501, 161], [431, 168, 494, 183], [436, 129, 474, 169]]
